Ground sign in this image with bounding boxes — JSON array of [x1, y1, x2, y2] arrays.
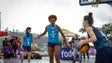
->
[[0, 31, 8, 36], [60, 48, 73, 60]]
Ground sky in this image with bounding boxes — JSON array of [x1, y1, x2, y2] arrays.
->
[[0, 0, 112, 36]]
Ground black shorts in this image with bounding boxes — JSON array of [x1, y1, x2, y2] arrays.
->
[[48, 42, 60, 48], [95, 47, 112, 63], [22, 46, 31, 52]]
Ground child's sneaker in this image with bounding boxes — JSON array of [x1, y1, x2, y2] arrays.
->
[[21, 60, 23, 63], [72, 60, 76, 63], [28, 60, 30, 63]]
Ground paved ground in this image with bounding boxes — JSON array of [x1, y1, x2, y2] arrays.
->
[[0, 55, 95, 63]]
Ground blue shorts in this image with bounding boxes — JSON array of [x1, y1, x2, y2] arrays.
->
[[95, 47, 112, 63], [22, 46, 31, 52], [48, 42, 60, 48]]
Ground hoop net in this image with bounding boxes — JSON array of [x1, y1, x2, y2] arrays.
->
[[91, 0, 101, 8]]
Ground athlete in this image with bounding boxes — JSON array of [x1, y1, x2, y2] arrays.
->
[[35, 15, 68, 63], [21, 27, 35, 63], [78, 12, 112, 63]]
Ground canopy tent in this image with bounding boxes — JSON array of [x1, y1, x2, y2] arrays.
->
[[61, 29, 75, 37], [59, 29, 75, 43]]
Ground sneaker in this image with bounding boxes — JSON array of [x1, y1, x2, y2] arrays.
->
[[21, 60, 23, 63], [72, 60, 76, 63], [28, 60, 30, 63]]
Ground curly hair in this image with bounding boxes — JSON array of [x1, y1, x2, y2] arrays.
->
[[48, 15, 57, 21]]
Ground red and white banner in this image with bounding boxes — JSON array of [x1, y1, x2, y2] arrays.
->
[[0, 31, 8, 36]]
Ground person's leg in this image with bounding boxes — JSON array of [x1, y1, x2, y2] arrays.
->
[[48, 46, 54, 63], [21, 51, 26, 63], [3, 47, 6, 59], [73, 48, 77, 62], [95, 47, 112, 63], [12, 47, 16, 57], [27, 46, 31, 63], [54, 45, 60, 63], [28, 52, 31, 63], [83, 54, 85, 60], [86, 53, 89, 60], [78, 51, 81, 61], [21, 46, 26, 63], [14, 46, 17, 57]]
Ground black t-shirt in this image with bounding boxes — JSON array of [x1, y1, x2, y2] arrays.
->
[[3, 40, 8, 47], [10, 39, 14, 45]]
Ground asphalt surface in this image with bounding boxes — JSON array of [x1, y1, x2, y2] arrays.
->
[[0, 55, 95, 63]]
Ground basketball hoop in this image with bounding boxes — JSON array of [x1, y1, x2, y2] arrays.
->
[[92, 4, 99, 8], [80, 0, 112, 6], [91, 0, 101, 8], [96, 0, 101, 2]]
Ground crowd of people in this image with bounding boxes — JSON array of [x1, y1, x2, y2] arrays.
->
[[68, 34, 90, 63], [3, 36, 21, 59]]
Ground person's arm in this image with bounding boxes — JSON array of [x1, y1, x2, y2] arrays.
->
[[3, 41, 4, 47], [8, 41, 11, 47], [78, 27, 97, 47], [32, 36, 35, 45], [71, 42, 74, 48], [21, 35, 25, 47], [57, 25, 67, 46], [35, 26, 47, 39]]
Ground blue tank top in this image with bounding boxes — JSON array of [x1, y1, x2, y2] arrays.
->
[[48, 24, 60, 44], [23, 33, 33, 46], [88, 27, 110, 51]]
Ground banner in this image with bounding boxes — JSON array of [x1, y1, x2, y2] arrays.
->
[[0, 31, 8, 36], [60, 48, 73, 60]]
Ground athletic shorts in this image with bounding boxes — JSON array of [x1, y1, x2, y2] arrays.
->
[[22, 46, 31, 52], [95, 47, 112, 63], [48, 42, 60, 48]]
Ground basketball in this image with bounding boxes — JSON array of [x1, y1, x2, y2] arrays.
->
[[79, 44, 89, 54]]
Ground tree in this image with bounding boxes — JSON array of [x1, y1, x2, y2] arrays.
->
[[99, 23, 112, 45], [99, 23, 112, 39], [79, 23, 112, 45], [79, 28, 85, 33], [79, 23, 112, 38]]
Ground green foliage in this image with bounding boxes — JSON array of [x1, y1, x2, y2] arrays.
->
[[99, 23, 112, 45], [79, 28, 85, 33], [79, 23, 112, 45], [99, 23, 112, 39]]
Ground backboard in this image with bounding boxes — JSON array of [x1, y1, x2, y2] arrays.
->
[[79, 0, 112, 6]]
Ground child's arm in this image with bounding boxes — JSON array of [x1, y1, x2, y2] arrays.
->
[[21, 35, 25, 43], [72, 42, 74, 48], [8, 41, 11, 47], [35, 26, 47, 39], [20, 35, 25, 48], [57, 25, 67, 46], [32, 36, 35, 45]]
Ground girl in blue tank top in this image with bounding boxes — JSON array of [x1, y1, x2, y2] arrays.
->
[[78, 12, 112, 63], [21, 27, 35, 63], [23, 33, 33, 46], [35, 15, 69, 63], [47, 24, 60, 44]]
